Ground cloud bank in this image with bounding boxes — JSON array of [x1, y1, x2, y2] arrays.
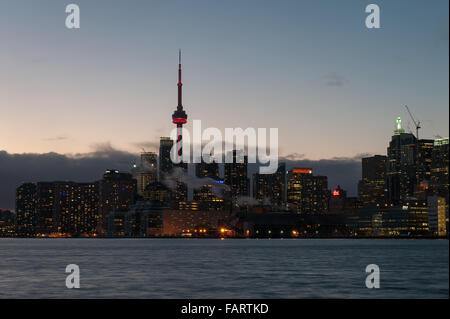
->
[[0, 146, 363, 211]]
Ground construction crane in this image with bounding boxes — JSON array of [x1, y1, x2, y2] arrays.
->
[[404, 105, 421, 140]]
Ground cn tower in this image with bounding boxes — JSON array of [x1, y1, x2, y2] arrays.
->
[[172, 49, 188, 161]]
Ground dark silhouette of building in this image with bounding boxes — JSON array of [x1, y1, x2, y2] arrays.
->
[[253, 163, 286, 207], [224, 150, 250, 201], [430, 138, 449, 201], [137, 152, 157, 196], [36, 182, 57, 235], [416, 139, 434, 185], [98, 169, 137, 235], [159, 137, 173, 177], [360, 155, 387, 207], [0, 209, 15, 237], [15, 183, 37, 236]]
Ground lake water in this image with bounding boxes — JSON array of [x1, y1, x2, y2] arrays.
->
[[0, 238, 448, 298]]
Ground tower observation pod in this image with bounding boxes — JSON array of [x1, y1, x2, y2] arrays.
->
[[172, 49, 188, 162]]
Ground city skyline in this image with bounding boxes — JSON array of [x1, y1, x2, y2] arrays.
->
[[1, 0, 448, 158]]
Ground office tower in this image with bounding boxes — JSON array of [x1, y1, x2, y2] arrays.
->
[[36, 182, 57, 235], [224, 150, 250, 200], [329, 185, 347, 213], [159, 137, 174, 176], [54, 182, 99, 235], [430, 138, 449, 201], [427, 196, 448, 237], [360, 155, 387, 207], [416, 139, 434, 185], [137, 152, 157, 196], [15, 183, 37, 236], [386, 117, 417, 204], [171, 49, 188, 163], [287, 168, 329, 214], [98, 169, 137, 234], [193, 159, 224, 210], [253, 163, 286, 207]]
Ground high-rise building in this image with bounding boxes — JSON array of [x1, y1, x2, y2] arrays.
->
[[54, 182, 99, 235], [416, 139, 434, 185], [430, 138, 449, 201], [360, 155, 387, 207], [137, 152, 157, 196], [287, 168, 329, 214], [193, 159, 224, 210], [224, 150, 250, 201], [329, 185, 347, 213], [36, 182, 57, 235], [386, 117, 417, 204], [15, 183, 37, 236], [253, 163, 286, 207], [159, 137, 174, 177], [427, 196, 448, 237], [98, 169, 137, 234]]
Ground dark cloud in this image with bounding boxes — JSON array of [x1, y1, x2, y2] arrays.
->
[[0, 145, 139, 210], [323, 72, 349, 87], [0, 145, 363, 210]]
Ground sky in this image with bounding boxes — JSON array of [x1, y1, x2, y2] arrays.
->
[[0, 0, 448, 158], [0, 0, 448, 209]]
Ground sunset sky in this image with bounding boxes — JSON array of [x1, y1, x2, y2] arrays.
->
[[0, 0, 448, 160]]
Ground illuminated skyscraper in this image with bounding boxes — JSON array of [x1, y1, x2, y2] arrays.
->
[[36, 182, 57, 235], [98, 170, 137, 234], [386, 117, 417, 204], [137, 152, 157, 196], [287, 168, 329, 214], [15, 183, 37, 236], [54, 182, 99, 235], [430, 138, 449, 201]]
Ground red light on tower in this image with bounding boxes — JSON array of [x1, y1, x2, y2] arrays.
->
[[332, 189, 340, 196]]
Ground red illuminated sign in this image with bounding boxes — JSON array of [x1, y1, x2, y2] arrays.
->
[[332, 190, 340, 196], [292, 168, 312, 174]]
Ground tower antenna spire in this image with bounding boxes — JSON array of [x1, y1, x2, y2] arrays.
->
[[172, 49, 188, 160]]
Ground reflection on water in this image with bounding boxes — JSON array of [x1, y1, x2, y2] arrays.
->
[[0, 238, 448, 298]]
